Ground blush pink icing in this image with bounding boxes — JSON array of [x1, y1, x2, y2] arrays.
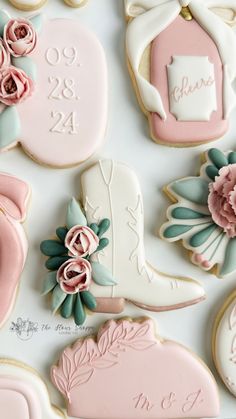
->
[[4, 18, 37, 57], [0, 67, 34, 106], [51, 318, 220, 418], [0, 173, 29, 327], [208, 164, 236, 237], [65, 225, 99, 258], [57, 258, 92, 294], [0, 38, 10, 69], [150, 16, 227, 144]]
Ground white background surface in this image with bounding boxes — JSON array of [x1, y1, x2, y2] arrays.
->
[[0, 0, 236, 417]]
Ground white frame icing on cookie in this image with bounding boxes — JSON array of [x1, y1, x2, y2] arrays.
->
[[0, 360, 65, 419]]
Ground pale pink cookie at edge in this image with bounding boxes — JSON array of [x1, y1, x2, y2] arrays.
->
[[8, 0, 86, 10], [125, 0, 236, 146], [0, 172, 30, 328], [0, 12, 107, 167], [0, 359, 65, 419], [51, 317, 220, 419]]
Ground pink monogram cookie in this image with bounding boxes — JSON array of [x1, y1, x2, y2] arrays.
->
[[51, 318, 220, 419], [0, 11, 107, 167]]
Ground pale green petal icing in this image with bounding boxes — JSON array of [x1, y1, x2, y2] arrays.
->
[[30, 14, 43, 33], [52, 284, 67, 314], [171, 207, 208, 220], [74, 294, 86, 326], [208, 148, 228, 169], [163, 224, 192, 239], [220, 238, 236, 276], [228, 152, 236, 164], [91, 262, 117, 286], [205, 165, 218, 181], [12, 57, 37, 81], [189, 224, 216, 247], [0, 106, 20, 149], [170, 178, 209, 205], [42, 271, 57, 295], [60, 294, 74, 319], [66, 198, 87, 229], [0, 10, 10, 37]]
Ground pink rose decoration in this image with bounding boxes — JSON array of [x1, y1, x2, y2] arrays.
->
[[4, 18, 37, 57], [0, 66, 34, 106], [65, 225, 99, 258], [57, 258, 92, 294], [0, 38, 10, 69], [208, 164, 236, 238]]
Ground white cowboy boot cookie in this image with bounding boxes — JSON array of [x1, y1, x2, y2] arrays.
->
[[41, 160, 205, 325], [8, 0, 86, 10]]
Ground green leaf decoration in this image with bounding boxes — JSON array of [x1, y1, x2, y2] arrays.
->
[[96, 238, 109, 252], [163, 225, 193, 239], [171, 207, 208, 220], [170, 178, 209, 205], [74, 294, 86, 326], [90, 223, 99, 234], [42, 271, 57, 295], [205, 165, 219, 181], [98, 219, 110, 237], [30, 14, 43, 33], [220, 238, 236, 277], [91, 262, 117, 286], [208, 148, 228, 169], [45, 256, 70, 270], [0, 10, 10, 37], [56, 227, 68, 242], [228, 152, 236, 164], [189, 224, 216, 247], [0, 106, 21, 149], [11, 57, 37, 81], [51, 285, 67, 314], [81, 291, 97, 310], [66, 198, 87, 229], [40, 240, 67, 257], [60, 295, 75, 319]]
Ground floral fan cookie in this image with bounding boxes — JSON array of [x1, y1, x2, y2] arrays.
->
[[8, 0, 86, 11], [160, 148, 236, 277], [125, 0, 236, 146], [51, 317, 220, 419], [0, 11, 107, 167], [41, 160, 205, 326]]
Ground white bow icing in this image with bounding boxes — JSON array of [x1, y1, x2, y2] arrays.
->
[[125, 0, 236, 119]]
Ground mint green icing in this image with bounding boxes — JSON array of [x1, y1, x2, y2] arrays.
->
[[90, 223, 99, 234], [56, 227, 68, 242], [220, 238, 236, 276], [81, 291, 97, 310], [171, 207, 207, 220], [12, 57, 37, 81], [52, 284, 67, 314], [208, 148, 228, 169], [60, 295, 74, 319], [30, 14, 43, 33], [45, 256, 70, 270], [170, 178, 209, 205], [206, 165, 219, 181], [0, 106, 21, 149], [96, 238, 109, 252], [42, 271, 57, 295], [40, 240, 67, 257], [189, 224, 216, 247], [98, 219, 110, 237], [0, 10, 10, 37], [74, 294, 86, 326], [228, 152, 236, 164], [163, 224, 192, 239], [91, 262, 117, 286], [66, 198, 87, 229]]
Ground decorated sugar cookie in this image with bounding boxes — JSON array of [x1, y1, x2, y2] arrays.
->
[[0, 359, 65, 419], [125, 0, 236, 146], [0, 172, 30, 328], [160, 148, 236, 277], [51, 317, 220, 418], [8, 0, 86, 11], [0, 11, 107, 167], [213, 291, 236, 398], [41, 160, 205, 326]]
